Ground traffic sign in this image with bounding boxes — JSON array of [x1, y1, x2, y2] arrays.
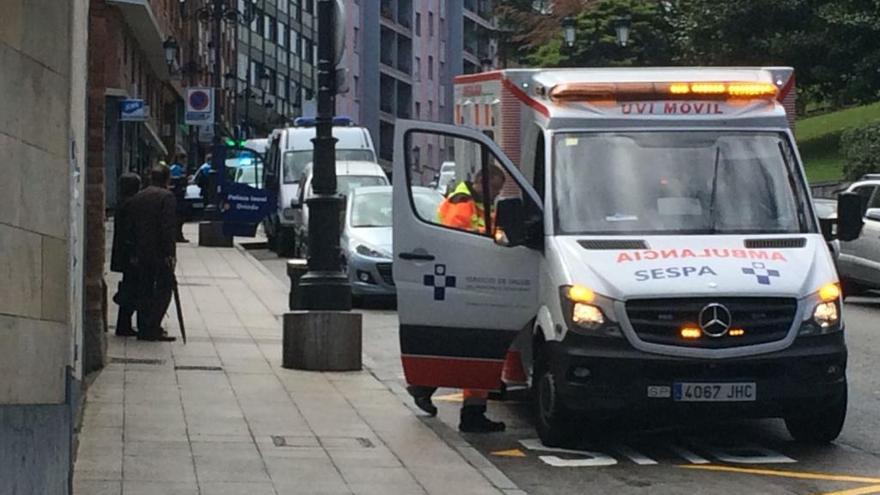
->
[[185, 87, 214, 125], [120, 99, 148, 122]]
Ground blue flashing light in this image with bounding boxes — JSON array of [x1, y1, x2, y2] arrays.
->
[[293, 116, 355, 127]]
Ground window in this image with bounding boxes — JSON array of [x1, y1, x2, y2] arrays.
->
[[414, 56, 421, 80], [427, 100, 433, 120], [428, 11, 434, 37], [415, 101, 421, 118], [353, 26, 359, 52], [428, 56, 434, 80], [354, 75, 360, 97], [266, 16, 277, 42], [279, 22, 287, 47], [404, 130, 526, 238], [415, 13, 421, 36]]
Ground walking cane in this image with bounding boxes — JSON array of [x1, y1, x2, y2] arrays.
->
[[172, 275, 187, 344]]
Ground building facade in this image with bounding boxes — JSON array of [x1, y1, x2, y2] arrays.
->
[[234, 0, 318, 137], [0, 0, 89, 492], [338, 0, 496, 171]]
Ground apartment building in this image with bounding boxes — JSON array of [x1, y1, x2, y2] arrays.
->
[[338, 0, 497, 170]]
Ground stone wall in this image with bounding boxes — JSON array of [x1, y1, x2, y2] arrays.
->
[[0, 0, 88, 492]]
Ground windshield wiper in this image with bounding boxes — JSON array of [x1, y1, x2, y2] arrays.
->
[[707, 147, 721, 234]]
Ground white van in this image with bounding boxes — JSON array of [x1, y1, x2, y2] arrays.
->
[[392, 68, 864, 447], [264, 118, 377, 257], [291, 160, 389, 258]]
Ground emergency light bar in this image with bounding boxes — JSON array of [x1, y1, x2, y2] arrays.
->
[[548, 81, 778, 102]]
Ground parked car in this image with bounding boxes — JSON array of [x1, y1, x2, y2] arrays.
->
[[837, 179, 880, 294], [341, 186, 443, 301], [291, 160, 389, 258]]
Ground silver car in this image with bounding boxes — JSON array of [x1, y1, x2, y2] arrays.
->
[[838, 180, 880, 293], [341, 186, 443, 300]]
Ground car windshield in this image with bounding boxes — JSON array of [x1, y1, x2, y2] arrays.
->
[[553, 131, 813, 235], [350, 189, 441, 228], [283, 149, 377, 183]]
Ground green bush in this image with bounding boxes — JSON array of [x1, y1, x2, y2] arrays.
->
[[841, 120, 880, 181]]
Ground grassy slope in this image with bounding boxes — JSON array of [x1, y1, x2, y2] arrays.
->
[[796, 101, 880, 183]]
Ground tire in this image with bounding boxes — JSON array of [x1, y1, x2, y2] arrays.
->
[[277, 227, 296, 258], [533, 347, 576, 448], [840, 278, 868, 299], [784, 387, 847, 444]]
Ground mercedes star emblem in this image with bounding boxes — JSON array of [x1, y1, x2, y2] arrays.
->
[[698, 303, 732, 338]]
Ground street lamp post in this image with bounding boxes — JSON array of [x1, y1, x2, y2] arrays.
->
[[297, 0, 351, 311], [282, 0, 360, 373], [613, 15, 632, 48], [562, 16, 576, 49]]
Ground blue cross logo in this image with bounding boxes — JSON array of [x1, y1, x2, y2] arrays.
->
[[742, 262, 780, 285], [423, 264, 456, 301]]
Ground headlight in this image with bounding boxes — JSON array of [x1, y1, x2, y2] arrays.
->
[[355, 244, 387, 258], [560, 285, 621, 337], [800, 283, 842, 336], [282, 208, 296, 220]]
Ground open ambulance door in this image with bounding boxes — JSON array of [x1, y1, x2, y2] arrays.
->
[[393, 120, 542, 391]]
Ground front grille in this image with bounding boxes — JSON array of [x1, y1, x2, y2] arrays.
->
[[625, 297, 797, 349], [744, 238, 807, 249], [579, 239, 648, 250], [376, 263, 394, 286]]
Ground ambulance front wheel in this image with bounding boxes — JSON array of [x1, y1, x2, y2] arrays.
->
[[534, 349, 575, 448], [784, 386, 847, 444]]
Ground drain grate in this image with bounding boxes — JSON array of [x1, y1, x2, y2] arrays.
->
[[110, 357, 165, 365], [174, 365, 223, 371]]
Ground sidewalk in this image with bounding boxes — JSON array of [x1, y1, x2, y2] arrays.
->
[[74, 224, 523, 495]]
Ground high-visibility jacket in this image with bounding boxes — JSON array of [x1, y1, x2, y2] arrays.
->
[[437, 182, 486, 233]]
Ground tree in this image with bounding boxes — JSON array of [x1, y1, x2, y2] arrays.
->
[[495, 0, 595, 67]]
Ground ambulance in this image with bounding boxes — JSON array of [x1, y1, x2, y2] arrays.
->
[[392, 67, 864, 447]]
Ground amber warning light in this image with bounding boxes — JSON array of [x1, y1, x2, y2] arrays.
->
[[549, 81, 778, 102]]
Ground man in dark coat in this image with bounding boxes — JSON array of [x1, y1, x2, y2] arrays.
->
[[128, 165, 178, 342], [110, 173, 142, 336]]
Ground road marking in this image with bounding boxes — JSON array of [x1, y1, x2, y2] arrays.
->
[[492, 449, 527, 458], [679, 465, 880, 484], [820, 485, 880, 495], [434, 392, 463, 402], [703, 443, 796, 464], [613, 444, 659, 465], [520, 439, 617, 467], [669, 445, 711, 464]]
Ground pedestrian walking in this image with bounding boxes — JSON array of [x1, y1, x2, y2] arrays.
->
[[110, 173, 142, 337], [128, 165, 178, 342]]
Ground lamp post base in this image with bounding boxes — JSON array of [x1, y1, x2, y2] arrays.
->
[[297, 272, 352, 311], [282, 311, 362, 371]]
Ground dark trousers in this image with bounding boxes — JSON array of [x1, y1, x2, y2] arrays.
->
[[113, 270, 138, 334], [135, 263, 174, 338]]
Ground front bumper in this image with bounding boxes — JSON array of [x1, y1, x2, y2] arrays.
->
[[347, 254, 395, 297], [547, 332, 846, 419]]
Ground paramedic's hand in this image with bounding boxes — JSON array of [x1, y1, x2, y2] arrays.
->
[[494, 228, 509, 246]]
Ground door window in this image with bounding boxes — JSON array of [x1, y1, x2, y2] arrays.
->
[[404, 130, 525, 238]]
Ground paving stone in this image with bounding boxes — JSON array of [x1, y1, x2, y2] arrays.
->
[[72, 479, 121, 495], [121, 481, 199, 495]]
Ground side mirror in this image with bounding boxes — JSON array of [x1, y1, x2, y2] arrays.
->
[[494, 198, 543, 249], [837, 192, 865, 242], [866, 208, 880, 222]]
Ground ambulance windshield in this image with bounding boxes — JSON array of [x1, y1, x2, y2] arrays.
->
[[553, 131, 814, 235]]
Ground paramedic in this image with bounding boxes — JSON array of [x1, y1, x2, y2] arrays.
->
[[407, 166, 508, 433]]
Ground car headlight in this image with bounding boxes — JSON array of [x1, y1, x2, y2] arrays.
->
[[560, 285, 621, 337], [282, 208, 296, 220], [800, 283, 842, 336], [355, 244, 388, 258]]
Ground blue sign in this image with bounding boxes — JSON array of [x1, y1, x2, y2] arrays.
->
[[120, 99, 147, 122], [222, 182, 272, 237]]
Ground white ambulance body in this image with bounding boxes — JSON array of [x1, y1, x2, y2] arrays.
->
[[392, 67, 863, 447]]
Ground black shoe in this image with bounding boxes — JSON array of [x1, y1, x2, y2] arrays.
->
[[137, 334, 177, 342], [115, 328, 138, 337], [407, 386, 438, 416], [459, 406, 505, 433], [177, 237, 190, 243]]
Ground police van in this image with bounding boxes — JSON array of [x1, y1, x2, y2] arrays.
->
[[392, 67, 864, 446]]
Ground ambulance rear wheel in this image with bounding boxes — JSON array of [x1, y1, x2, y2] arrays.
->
[[534, 350, 575, 448], [784, 388, 847, 444]]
